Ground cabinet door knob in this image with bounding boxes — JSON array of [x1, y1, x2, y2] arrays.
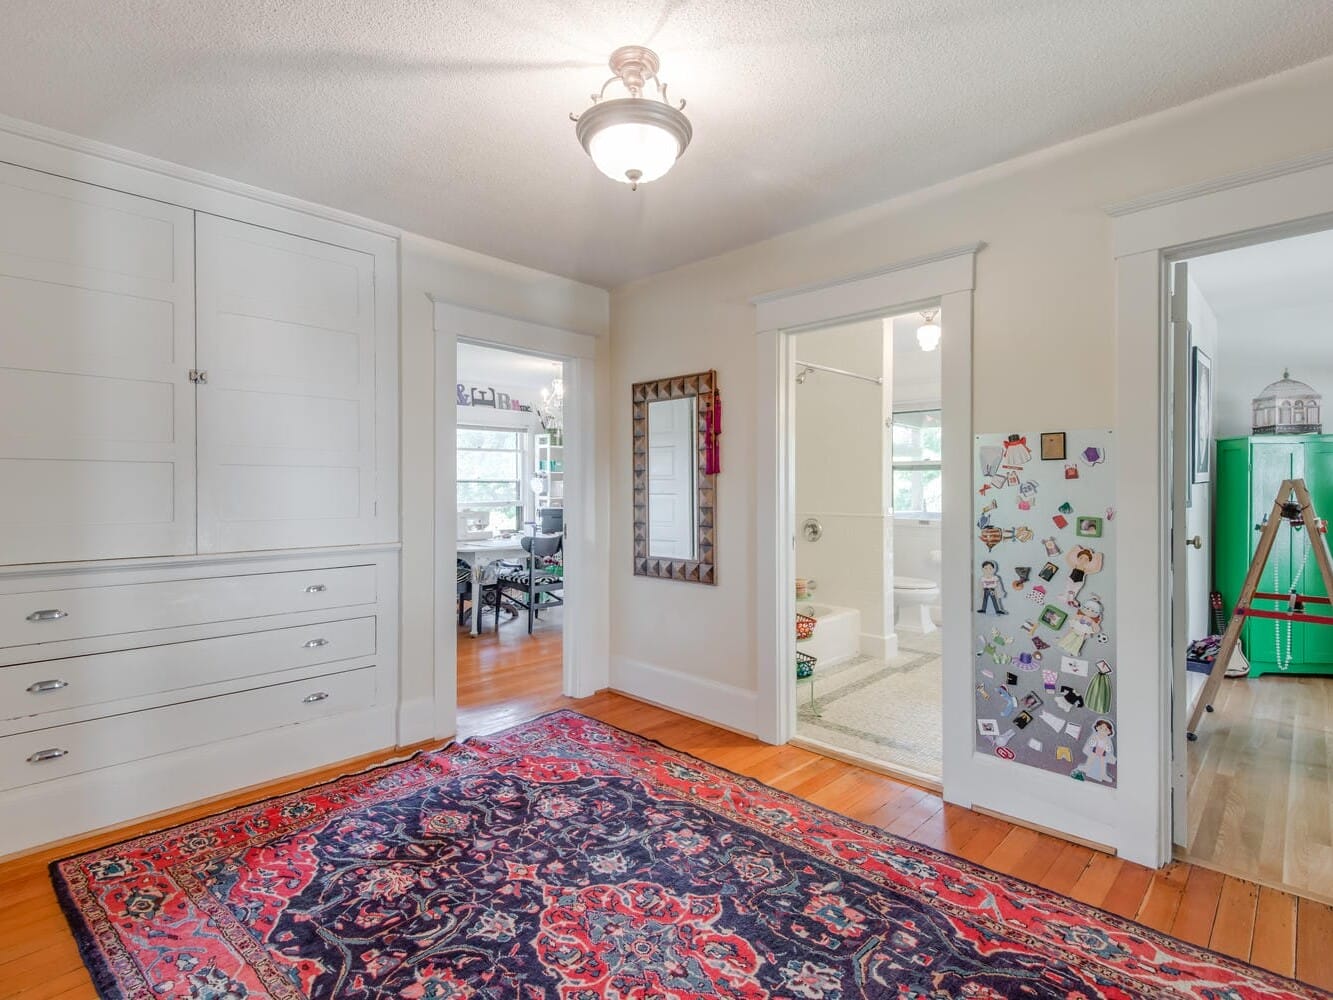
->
[[26, 679, 69, 694], [1185, 535, 1203, 549], [26, 609, 68, 622], [27, 748, 69, 763], [304, 584, 327, 593], [303, 637, 330, 648], [302, 691, 330, 704]]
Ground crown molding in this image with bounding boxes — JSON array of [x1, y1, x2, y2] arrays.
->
[[0, 111, 401, 239], [1105, 148, 1333, 219]]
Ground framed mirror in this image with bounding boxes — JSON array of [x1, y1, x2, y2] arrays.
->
[[632, 370, 717, 584]]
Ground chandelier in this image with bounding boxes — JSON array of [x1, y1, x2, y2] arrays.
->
[[537, 377, 565, 435], [571, 45, 692, 190]]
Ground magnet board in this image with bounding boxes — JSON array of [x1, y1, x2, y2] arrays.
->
[[973, 431, 1118, 786]]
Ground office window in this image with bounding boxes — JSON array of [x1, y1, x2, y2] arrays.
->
[[457, 427, 523, 532], [892, 409, 942, 519]]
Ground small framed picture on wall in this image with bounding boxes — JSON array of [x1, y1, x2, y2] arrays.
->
[[1040, 432, 1066, 461], [1192, 347, 1213, 484]]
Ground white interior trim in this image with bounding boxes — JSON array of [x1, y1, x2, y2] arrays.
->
[[753, 247, 977, 823], [1109, 150, 1333, 867], [0, 111, 400, 240], [753, 244, 983, 334], [433, 303, 608, 739]]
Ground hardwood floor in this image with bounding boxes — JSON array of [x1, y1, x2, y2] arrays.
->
[[1185, 671, 1333, 904], [3, 612, 1332, 995]]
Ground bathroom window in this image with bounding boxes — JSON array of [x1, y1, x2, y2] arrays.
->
[[892, 409, 942, 519], [457, 427, 525, 532]]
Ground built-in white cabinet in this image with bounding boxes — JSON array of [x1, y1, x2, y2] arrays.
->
[[0, 162, 398, 565], [0, 163, 197, 563], [0, 141, 403, 856]]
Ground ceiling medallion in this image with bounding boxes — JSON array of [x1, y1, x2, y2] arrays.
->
[[571, 45, 692, 191]]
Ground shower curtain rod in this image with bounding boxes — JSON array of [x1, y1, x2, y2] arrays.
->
[[793, 360, 884, 386]]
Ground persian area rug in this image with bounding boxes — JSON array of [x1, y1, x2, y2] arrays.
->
[[53, 711, 1319, 1000]]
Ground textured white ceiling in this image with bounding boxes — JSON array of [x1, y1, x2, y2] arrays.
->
[[2, 2, 1332, 288]]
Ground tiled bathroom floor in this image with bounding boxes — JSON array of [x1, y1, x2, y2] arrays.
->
[[796, 630, 943, 777]]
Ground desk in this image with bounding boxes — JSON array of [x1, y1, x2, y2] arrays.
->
[[457, 537, 527, 637]]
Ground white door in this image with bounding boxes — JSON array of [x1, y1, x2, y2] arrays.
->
[[0, 163, 196, 563], [647, 397, 697, 559], [1169, 260, 1192, 846], [195, 214, 379, 552]]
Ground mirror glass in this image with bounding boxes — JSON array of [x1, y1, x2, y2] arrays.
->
[[646, 396, 698, 560]]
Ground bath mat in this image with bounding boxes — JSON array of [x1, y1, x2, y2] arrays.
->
[[52, 710, 1321, 999]]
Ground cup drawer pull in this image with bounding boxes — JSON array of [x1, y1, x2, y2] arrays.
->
[[26, 679, 69, 694], [26, 609, 68, 622], [303, 637, 330, 649], [304, 584, 327, 593], [27, 748, 69, 764], [302, 691, 330, 704]]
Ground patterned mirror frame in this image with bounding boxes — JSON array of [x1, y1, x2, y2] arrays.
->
[[632, 370, 717, 584]]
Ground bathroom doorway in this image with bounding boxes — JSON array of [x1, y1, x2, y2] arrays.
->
[[792, 311, 945, 782]]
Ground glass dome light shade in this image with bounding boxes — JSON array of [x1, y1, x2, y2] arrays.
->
[[917, 322, 941, 352], [576, 98, 692, 187]]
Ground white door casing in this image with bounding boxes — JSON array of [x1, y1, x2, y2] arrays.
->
[[1109, 148, 1333, 867], [752, 245, 978, 809], [433, 302, 610, 740], [0, 161, 196, 564]]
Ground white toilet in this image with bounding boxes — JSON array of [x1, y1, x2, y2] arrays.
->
[[895, 576, 940, 634]]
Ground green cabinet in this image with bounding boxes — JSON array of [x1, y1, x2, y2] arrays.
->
[[1214, 435, 1333, 676]]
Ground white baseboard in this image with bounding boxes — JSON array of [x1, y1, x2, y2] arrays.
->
[[610, 656, 759, 736], [396, 696, 440, 745], [860, 631, 899, 659]]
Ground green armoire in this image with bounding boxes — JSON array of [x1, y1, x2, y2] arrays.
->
[[1215, 435, 1333, 676]]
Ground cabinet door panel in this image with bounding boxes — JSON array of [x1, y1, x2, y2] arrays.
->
[[0, 163, 195, 563], [195, 215, 378, 552]]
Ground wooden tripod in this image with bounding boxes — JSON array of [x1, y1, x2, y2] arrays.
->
[[1186, 478, 1333, 738]]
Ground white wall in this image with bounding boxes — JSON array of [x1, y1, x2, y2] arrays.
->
[[1185, 276, 1219, 644], [793, 320, 893, 656], [399, 233, 609, 741], [1213, 301, 1333, 439], [607, 57, 1333, 849]]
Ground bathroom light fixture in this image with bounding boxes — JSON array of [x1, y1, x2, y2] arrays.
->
[[571, 45, 692, 190], [916, 310, 941, 352]]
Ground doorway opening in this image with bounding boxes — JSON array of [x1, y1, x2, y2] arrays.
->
[[1173, 227, 1333, 902], [790, 310, 945, 783], [454, 341, 568, 735]]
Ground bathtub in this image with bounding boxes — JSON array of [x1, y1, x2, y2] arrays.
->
[[796, 603, 861, 668]]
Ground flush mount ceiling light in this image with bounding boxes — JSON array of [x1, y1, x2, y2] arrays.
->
[[571, 45, 691, 191], [917, 310, 941, 352]]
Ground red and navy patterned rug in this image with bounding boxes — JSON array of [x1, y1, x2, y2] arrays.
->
[[53, 711, 1322, 999]]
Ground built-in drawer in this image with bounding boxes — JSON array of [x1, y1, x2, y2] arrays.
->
[[0, 564, 376, 650], [0, 617, 375, 731], [0, 665, 377, 791]]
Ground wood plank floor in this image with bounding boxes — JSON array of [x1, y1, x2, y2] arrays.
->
[[1185, 671, 1333, 903], [2, 612, 1331, 996]]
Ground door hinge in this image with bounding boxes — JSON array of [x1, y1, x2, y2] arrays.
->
[[188, 369, 208, 384]]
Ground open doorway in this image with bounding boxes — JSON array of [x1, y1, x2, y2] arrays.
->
[[1175, 228, 1333, 902], [454, 342, 568, 734], [790, 310, 945, 783]]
